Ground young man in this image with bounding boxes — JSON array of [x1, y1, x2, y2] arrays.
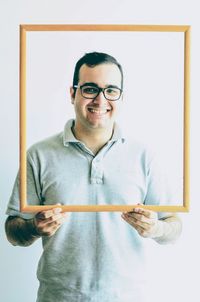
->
[[5, 52, 181, 302]]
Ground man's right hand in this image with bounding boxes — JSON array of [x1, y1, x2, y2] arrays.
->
[[5, 206, 68, 247], [33, 207, 68, 237]]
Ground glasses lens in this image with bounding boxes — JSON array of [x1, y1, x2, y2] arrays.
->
[[105, 87, 121, 100], [80, 85, 122, 101], [81, 86, 99, 98]]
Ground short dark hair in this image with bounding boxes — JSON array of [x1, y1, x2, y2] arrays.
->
[[72, 52, 123, 90]]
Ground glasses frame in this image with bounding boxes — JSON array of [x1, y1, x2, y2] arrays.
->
[[19, 24, 190, 213], [73, 85, 123, 101]]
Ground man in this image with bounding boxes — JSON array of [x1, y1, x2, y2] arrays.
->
[[5, 52, 182, 302]]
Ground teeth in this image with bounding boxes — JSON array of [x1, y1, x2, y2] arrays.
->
[[89, 109, 108, 114]]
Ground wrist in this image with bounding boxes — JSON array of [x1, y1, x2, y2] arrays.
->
[[151, 220, 165, 239], [26, 218, 41, 238]]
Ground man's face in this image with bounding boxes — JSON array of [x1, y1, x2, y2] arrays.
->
[[70, 63, 122, 132]]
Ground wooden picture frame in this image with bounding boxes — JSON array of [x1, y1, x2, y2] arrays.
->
[[20, 24, 190, 213]]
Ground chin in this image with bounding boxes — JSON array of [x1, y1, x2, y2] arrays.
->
[[92, 125, 113, 132]]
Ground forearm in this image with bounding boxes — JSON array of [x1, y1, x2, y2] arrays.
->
[[153, 215, 182, 244], [5, 216, 41, 247]]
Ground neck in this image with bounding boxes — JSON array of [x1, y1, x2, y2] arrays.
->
[[72, 122, 114, 154]]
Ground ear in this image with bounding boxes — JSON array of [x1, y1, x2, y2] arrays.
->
[[70, 86, 75, 104]]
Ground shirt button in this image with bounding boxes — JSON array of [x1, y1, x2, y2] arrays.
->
[[96, 179, 103, 184]]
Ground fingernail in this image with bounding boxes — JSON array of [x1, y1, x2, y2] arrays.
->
[[54, 208, 61, 214]]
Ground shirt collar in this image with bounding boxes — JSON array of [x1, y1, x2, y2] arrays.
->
[[63, 119, 125, 146]]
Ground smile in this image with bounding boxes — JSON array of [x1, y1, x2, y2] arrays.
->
[[87, 108, 111, 114]]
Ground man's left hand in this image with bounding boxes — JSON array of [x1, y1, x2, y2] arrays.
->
[[121, 206, 164, 239]]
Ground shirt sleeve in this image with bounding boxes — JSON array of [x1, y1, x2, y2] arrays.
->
[[6, 152, 42, 219], [144, 153, 177, 219]]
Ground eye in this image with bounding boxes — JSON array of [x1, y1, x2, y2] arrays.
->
[[106, 88, 119, 95], [82, 86, 98, 94]]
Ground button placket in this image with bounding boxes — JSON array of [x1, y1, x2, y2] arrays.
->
[[90, 157, 104, 184]]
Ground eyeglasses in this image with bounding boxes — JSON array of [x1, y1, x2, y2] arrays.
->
[[73, 85, 123, 101]]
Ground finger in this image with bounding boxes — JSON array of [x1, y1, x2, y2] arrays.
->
[[125, 212, 155, 225], [53, 207, 62, 214], [136, 225, 150, 238], [132, 207, 157, 219], [36, 214, 67, 236], [36, 207, 62, 220], [46, 213, 67, 229], [122, 214, 147, 231], [50, 212, 68, 224], [123, 214, 153, 230], [45, 219, 62, 230], [122, 215, 150, 237], [36, 209, 56, 220], [38, 212, 67, 226]]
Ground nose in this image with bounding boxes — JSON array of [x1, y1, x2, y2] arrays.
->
[[92, 90, 108, 105]]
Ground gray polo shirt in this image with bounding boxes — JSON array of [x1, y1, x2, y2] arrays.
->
[[6, 119, 173, 302]]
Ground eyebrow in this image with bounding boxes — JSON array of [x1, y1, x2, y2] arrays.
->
[[81, 82, 121, 89]]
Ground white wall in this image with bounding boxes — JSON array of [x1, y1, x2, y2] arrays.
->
[[0, 1, 199, 301], [26, 29, 184, 204]]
